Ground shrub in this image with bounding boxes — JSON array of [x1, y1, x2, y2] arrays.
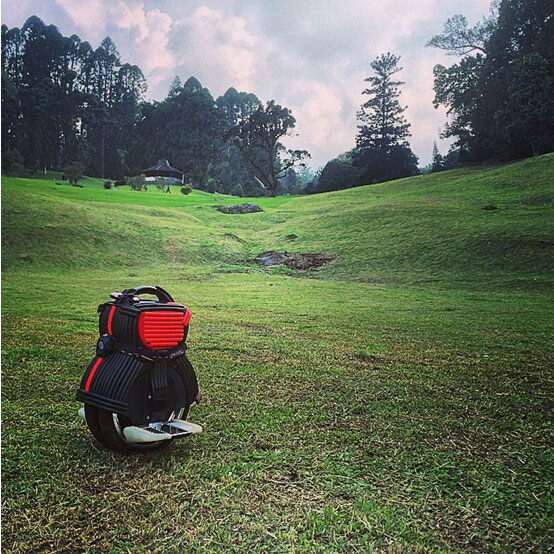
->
[[104, 181, 113, 189], [127, 174, 147, 191], [205, 177, 219, 194], [63, 161, 85, 184], [233, 184, 244, 197], [180, 185, 192, 195]]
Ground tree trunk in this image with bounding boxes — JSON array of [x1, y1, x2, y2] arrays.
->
[[267, 173, 278, 197]]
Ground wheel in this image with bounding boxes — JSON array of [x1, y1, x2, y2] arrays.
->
[[95, 407, 188, 453], [84, 404, 110, 448]]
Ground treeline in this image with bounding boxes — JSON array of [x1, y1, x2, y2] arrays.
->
[[2, 17, 146, 180], [311, 0, 554, 194], [3, 2, 553, 197], [1, 16, 309, 196]]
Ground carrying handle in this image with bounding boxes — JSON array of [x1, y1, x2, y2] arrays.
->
[[123, 285, 174, 303]]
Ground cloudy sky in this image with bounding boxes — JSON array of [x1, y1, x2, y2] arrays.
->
[[2, 0, 492, 167]]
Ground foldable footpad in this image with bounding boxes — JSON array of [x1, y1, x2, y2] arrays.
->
[[123, 419, 202, 443]]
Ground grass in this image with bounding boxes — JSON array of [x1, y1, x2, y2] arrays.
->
[[2, 154, 554, 552]]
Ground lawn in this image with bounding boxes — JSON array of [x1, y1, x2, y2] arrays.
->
[[2, 155, 554, 552]]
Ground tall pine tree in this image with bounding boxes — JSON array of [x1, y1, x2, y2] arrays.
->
[[356, 53, 410, 153], [354, 53, 418, 184]]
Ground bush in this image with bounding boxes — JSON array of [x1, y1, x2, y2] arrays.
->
[[127, 174, 147, 191], [63, 161, 85, 184], [205, 177, 219, 194], [104, 181, 113, 189], [233, 184, 244, 197], [180, 185, 192, 195]]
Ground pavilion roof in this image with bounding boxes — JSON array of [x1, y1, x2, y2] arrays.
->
[[142, 159, 184, 178]]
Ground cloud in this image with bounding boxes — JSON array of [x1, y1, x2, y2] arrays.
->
[[170, 7, 259, 94], [54, 0, 108, 40], [54, 0, 176, 89]]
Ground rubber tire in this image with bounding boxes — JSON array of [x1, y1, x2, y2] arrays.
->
[[84, 404, 110, 449]]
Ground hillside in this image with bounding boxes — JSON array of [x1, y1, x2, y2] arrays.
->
[[2, 156, 554, 552], [2, 154, 554, 289]]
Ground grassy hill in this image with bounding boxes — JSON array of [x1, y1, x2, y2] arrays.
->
[[3, 154, 553, 287], [2, 155, 554, 552]]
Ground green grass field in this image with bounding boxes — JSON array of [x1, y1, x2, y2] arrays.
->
[[2, 155, 554, 552]]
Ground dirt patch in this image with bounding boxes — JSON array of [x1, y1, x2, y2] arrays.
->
[[255, 251, 336, 270]]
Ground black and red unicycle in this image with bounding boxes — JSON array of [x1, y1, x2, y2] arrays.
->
[[77, 286, 202, 452]]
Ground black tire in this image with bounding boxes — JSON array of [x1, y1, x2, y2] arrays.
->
[[84, 404, 110, 449], [97, 409, 134, 452]]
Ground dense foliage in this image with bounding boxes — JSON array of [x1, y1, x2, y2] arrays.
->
[[1, 16, 307, 195], [1, 17, 146, 178], [428, 0, 554, 161]]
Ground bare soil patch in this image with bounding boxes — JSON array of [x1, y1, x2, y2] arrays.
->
[[255, 251, 336, 270]]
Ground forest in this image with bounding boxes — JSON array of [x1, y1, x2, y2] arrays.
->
[[2, 0, 553, 196]]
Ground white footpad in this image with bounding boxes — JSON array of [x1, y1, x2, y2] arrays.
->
[[123, 420, 203, 443]]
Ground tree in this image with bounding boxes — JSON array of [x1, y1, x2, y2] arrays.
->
[[315, 151, 362, 193], [63, 161, 85, 183], [429, 1, 554, 161], [354, 144, 419, 185], [356, 53, 411, 153], [233, 184, 244, 197], [231, 100, 309, 197], [426, 9, 497, 56], [2, 148, 24, 174], [354, 53, 418, 184], [127, 77, 225, 186], [495, 53, 554, 157], [1, 18, 146, 176], [168, 76, 181, 97], [431, 142, 444, 172]]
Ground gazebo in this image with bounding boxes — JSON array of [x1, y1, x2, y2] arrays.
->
[[142, 159, 184, 183]]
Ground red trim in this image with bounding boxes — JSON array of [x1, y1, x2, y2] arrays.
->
[[85, 357, 104, 391], [107, 305, 116, 335], [183, 307, 192, 326]]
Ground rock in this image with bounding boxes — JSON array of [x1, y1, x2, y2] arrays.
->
[[286, 234, 298, 240], [255, 252, 287, 267], [218, 203, 262, 214], [255, 251, 336, 270]]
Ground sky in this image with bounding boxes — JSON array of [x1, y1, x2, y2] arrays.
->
[[2, 0, 492, 168]]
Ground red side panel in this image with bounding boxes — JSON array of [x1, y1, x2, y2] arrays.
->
[[85, 357, 104, 391], [138, 309, 190, 350]]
